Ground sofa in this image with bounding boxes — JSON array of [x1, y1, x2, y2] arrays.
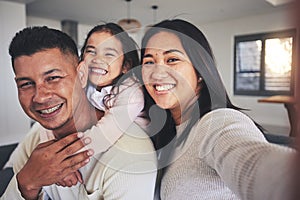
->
[[0, 143, 17, 197]]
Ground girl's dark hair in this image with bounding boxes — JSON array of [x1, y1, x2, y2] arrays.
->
[[80, 23, 140, 108]]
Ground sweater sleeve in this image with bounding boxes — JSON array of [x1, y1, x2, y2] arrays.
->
[[82, 79, 146, 155], [198, 108, 296, 200], [0, 123, 45, 200]]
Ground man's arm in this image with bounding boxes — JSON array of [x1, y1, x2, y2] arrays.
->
[[1, 127, 93, 200]]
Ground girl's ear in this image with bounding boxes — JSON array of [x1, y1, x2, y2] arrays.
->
[[77, 61, 88, 88], [122, 61, 131, 74]]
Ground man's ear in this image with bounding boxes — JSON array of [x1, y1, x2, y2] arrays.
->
[[77, 61, 88, 88]]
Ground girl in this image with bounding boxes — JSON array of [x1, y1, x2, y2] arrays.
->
[[77, 23, 148, 154], [57, 23, 153, 188]]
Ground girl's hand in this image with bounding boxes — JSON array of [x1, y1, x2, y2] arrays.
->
[[55, 170, 83, 187]]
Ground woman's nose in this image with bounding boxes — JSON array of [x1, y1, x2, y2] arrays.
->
[[150, 64, 169, 80]]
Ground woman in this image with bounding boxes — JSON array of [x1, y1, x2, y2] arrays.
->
[[139, 19, 296, 200]]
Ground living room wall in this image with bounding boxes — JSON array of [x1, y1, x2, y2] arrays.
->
[[200, 9, 293, 134], [0, 1, 293, 146]]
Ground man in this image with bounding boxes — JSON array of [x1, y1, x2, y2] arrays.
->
[[1, 26, 156, 200]]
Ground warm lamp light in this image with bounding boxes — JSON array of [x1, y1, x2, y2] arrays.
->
[[118, 0, 141, 33]]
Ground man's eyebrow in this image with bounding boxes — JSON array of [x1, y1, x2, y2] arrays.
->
[[44, 69, 62, 76], [15, 69, 62, 82], [15, 77, 30, 82]]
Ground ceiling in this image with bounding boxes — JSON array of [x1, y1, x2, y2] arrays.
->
[[1, 0, 293, 27]]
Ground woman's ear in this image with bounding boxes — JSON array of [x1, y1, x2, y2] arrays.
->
[[196, 77, 203, 95], [77, 61, 88, 88], [122, 61, 131, 74]]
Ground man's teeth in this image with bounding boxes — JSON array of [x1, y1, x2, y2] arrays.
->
[[91, 68, 107, 75], [40, 104, 61, 114], [155, 84, 175, 91]]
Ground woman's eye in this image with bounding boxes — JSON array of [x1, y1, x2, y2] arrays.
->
[[142, 60, 154, 65], [167, 57, 179, 63], [85, 49, 96, 55]]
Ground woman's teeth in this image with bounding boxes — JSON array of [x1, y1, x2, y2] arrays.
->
[[40, 104, 61, 114], [155, 84, 175, 91]]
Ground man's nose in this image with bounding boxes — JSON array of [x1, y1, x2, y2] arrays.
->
[[32, 84, 52, 103]]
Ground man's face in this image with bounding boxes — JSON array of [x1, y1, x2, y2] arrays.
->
[[14, 48, 84, 133]]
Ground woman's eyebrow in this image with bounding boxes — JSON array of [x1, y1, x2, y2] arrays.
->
[[164, 49, 184, 56], [143, 53, 153, 58]]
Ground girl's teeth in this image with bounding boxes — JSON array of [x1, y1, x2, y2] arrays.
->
[[155, 84, 175, 91], [40, 104, 61, 114], [91, 68, 107, 75]]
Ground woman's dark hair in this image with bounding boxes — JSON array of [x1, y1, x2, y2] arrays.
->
[[140, 19, 264, 198], [140, 19, 241, 151], [80, 23, 140, 107]]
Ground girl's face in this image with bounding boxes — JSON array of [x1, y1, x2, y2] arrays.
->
[[83, 31, 125, 89], [142, 31, 200, 124]]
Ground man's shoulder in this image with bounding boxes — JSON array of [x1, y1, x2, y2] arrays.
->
[[99, 123, 157, 173], [24, 123, 43, 143], [17, 123, 43, 154], [114, 122, 154, 152]]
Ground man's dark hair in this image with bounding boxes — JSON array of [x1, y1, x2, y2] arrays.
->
[[9, 26, 79, 70]]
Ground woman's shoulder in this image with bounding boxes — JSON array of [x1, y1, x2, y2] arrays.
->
[[195, 108, 258, 132], [202, 108, 250, 122]]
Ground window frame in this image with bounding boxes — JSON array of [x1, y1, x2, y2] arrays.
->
[[233, 29, 296, 96]]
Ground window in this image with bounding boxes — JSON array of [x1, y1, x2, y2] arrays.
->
[[234, 29, 296, 96]]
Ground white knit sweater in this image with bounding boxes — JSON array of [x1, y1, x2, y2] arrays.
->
[[160, 108, 295, 200]]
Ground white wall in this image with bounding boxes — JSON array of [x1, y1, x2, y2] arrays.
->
[[0, 1, 31, 145], [200, 9, 293, 134]]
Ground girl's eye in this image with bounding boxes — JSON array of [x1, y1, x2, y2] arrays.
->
[[105, 52, 116, 57]]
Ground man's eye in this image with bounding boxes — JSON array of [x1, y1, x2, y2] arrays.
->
[[18, 81, 34, 89], [47, 76, 61, 81]]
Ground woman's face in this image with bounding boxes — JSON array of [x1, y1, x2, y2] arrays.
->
[[83, 31, 125, 89], [142, 31, 200, 124]]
